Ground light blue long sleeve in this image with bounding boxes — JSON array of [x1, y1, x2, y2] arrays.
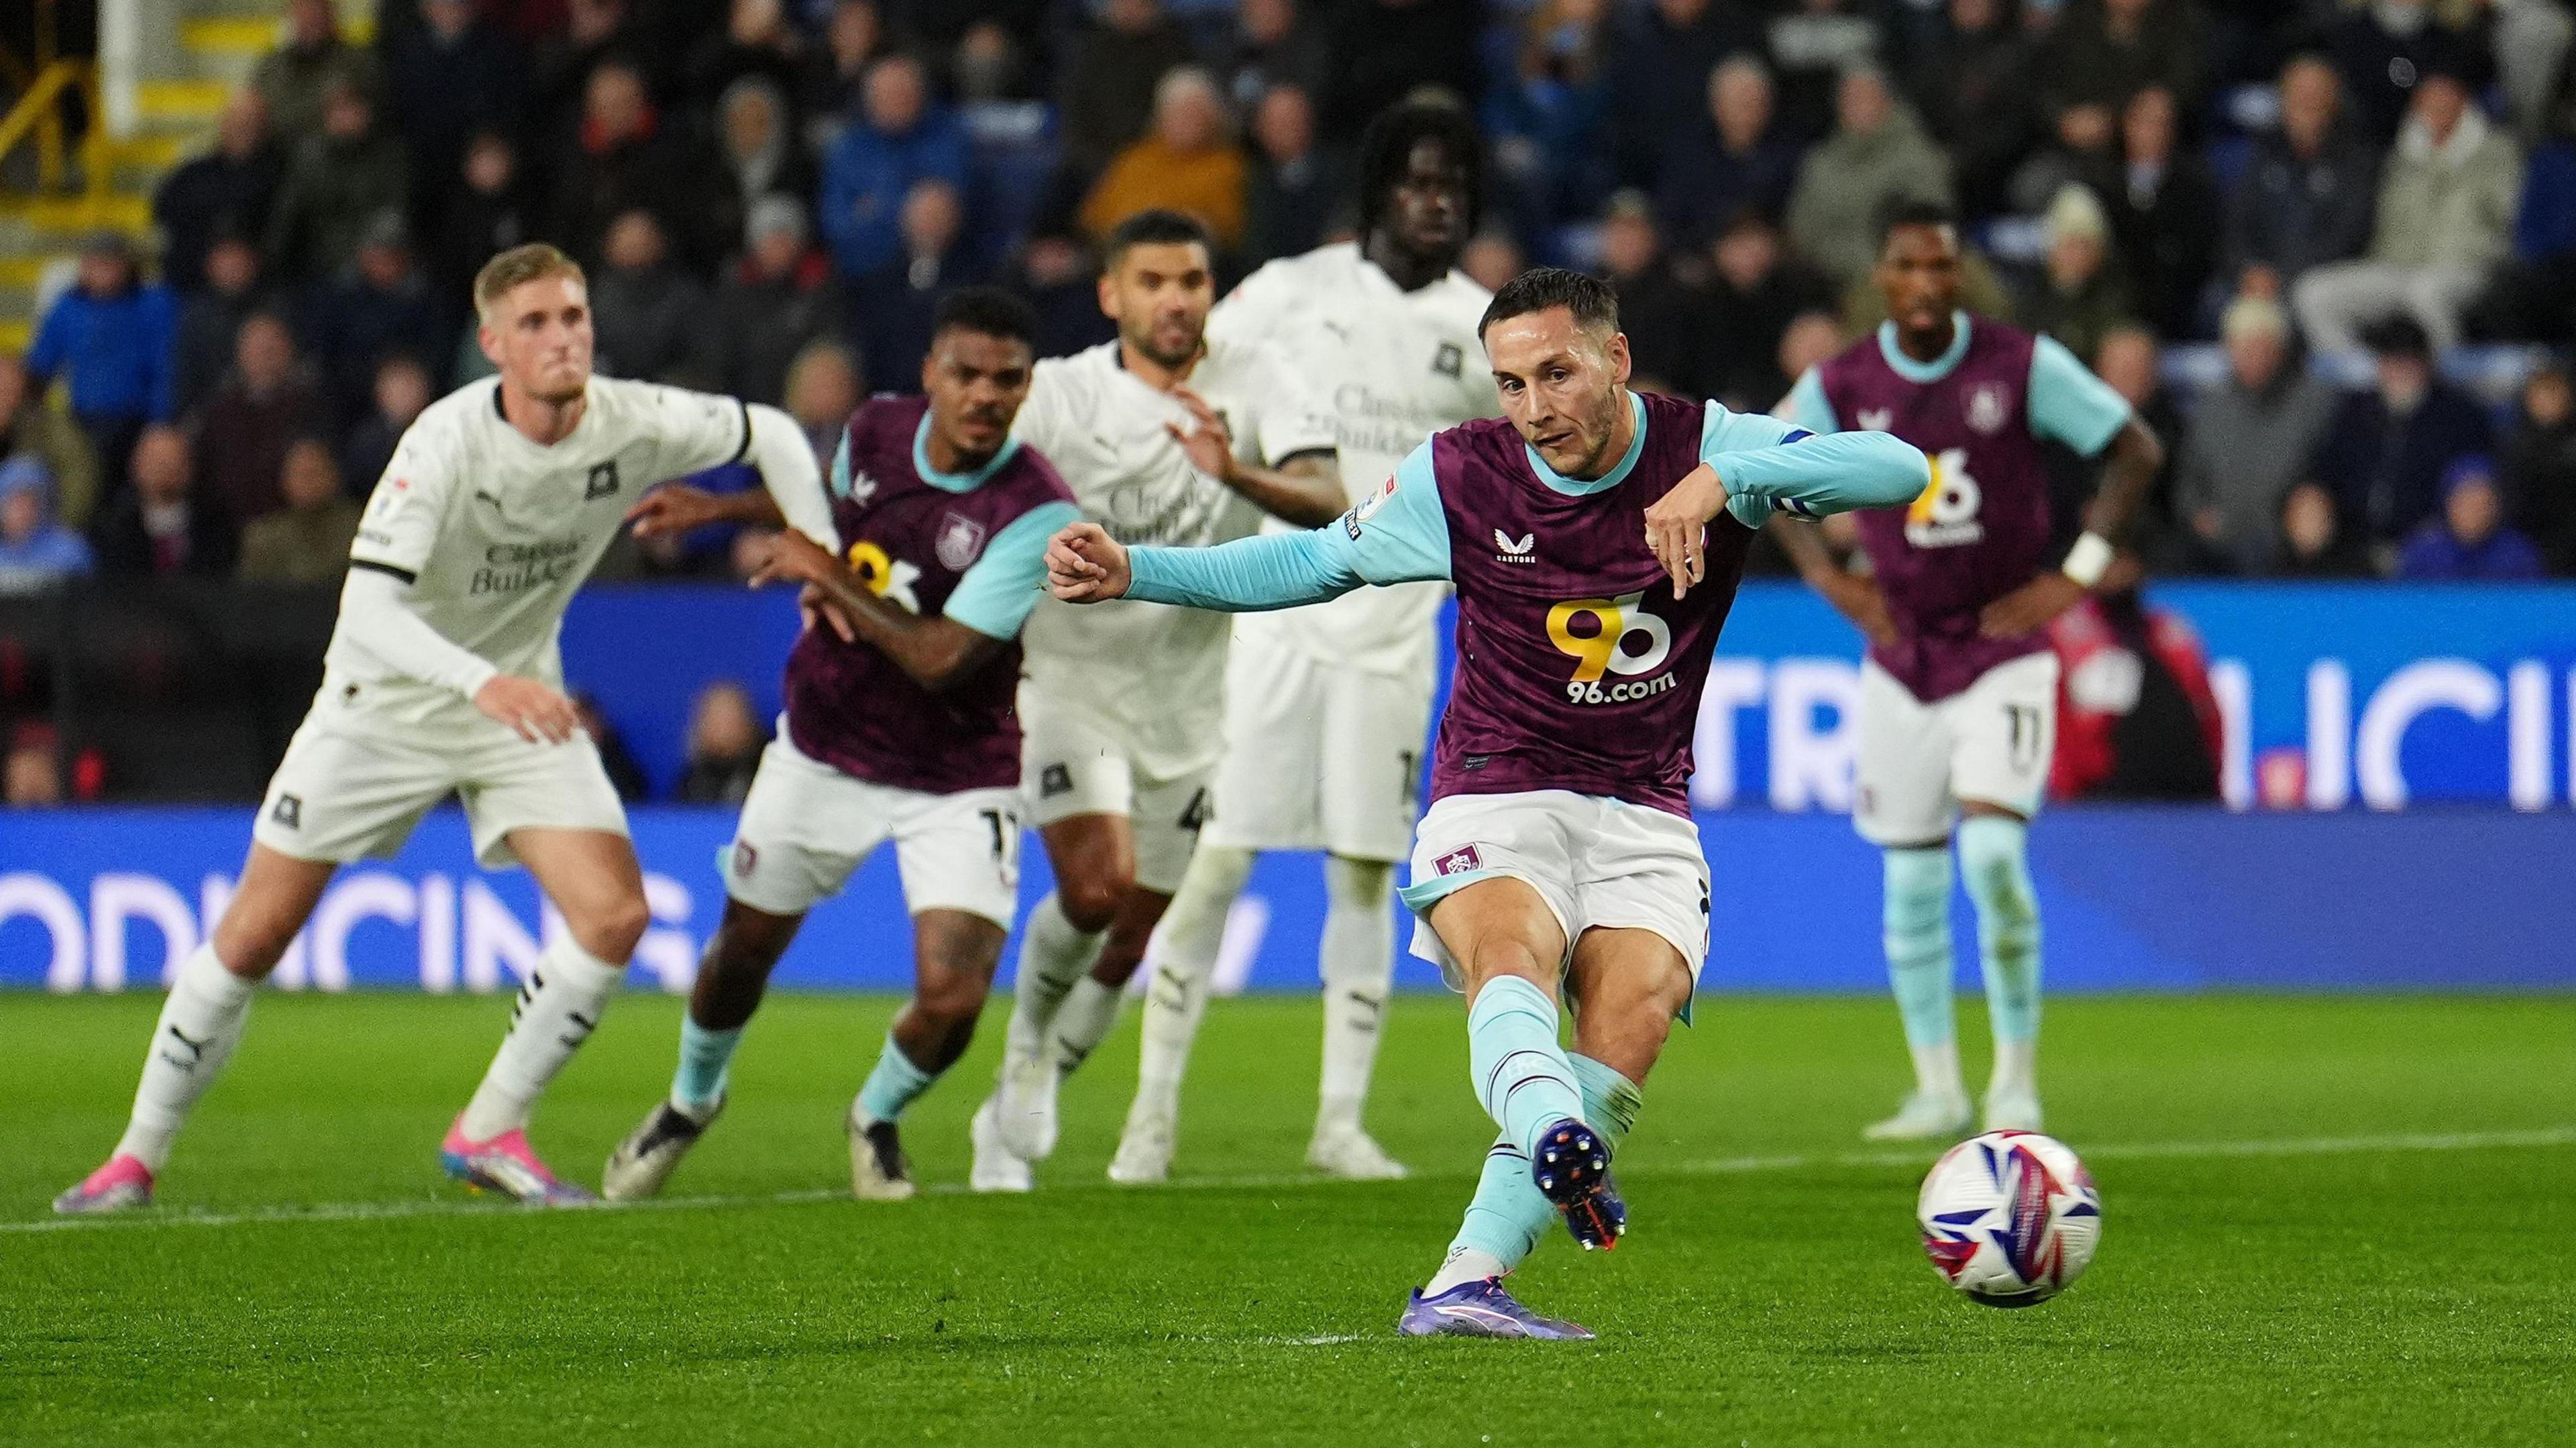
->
[[1719, 429, 1929, 515], [1125, 528, 1365, 612]]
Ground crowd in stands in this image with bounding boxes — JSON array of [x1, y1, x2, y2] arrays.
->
[[8, 0, 2576, 597]]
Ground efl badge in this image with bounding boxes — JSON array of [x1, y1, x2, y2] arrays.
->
[[1355, 474, 1398, 522], [1966, 382, 2010, 435], [1433, 844, 1485, 877], [936, 512, 987, 571]]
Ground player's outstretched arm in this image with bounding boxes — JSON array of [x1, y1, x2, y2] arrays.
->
[[747, 528, 1004, 692], [627, 483, 781, 537], [1046, 518, 1388, 613]]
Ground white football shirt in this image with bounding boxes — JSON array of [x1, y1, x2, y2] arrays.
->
[[331, 375, 754, 732], [1013, 335, 1337, 777], [1205, 242, 1498, 678]]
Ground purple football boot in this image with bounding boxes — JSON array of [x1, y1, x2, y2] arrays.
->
[[1399, 1278, 1595, 1340], [1530, 1117, 1625, 1249]]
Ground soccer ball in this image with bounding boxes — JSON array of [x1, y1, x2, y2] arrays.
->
[[1917, 1130, 2101, 1307]]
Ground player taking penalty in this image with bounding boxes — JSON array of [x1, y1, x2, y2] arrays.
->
[[1044, 268, 1927, 1338], [1774, 202, 2163, 1141], [598, 289, 1078, 1202], [53, 244, 835, 1213]]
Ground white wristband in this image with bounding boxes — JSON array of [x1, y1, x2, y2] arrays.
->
[[2061, 532, 2114, 589]]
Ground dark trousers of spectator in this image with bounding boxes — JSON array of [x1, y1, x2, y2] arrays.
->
[[76, 413, 144, 511], [2466, 258, 2576, 344]]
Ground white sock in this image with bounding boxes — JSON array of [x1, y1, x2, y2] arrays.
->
[[1130, 846, 1250, 1125], [1047, 975, 1124, 1077], [1911, 1038, 1967, 1100], [1316, 854, 1395, 1140], [1988, 1037, 2037, 1099], [1004, 893, 1104, 1076], [1425, 1247, 1510, 1296], [113, 944, 257, 1172], [460, 938, 625, 1141]]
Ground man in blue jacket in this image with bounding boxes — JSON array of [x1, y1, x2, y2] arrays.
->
[[25, 233, 174, 494]]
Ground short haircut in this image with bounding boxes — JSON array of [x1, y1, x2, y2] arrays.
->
[[474, 243, 586, 321], [1102, 208, 1214, 268], [932, 286, 1039, 349], [1355, 98, 1483, 235], [1878, 199, 1959, 246], [1479, 266, 1618, 340]]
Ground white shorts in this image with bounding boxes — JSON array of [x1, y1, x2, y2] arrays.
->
[[1854, 652, 2060, 846], [1205, 632, 1432, 862], [1397, 789, 1711, 997], [1020, 691, 1210, 895], [720, 732, 1022, 926], [253, 709, 627, 870]]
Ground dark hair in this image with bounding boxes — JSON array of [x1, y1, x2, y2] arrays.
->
[[1355, 97, 1483, 235], [1102, 208, 1214, 267], [1878, 199, 1959, 245], [1478, 266, 1618, 339], [932, 286, 1038, 347]]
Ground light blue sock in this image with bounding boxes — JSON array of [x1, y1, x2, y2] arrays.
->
[[1957, 816, 2042, 1046], [1568, 1054, 1641, 1158], [1442, 1136, 1560, 1274], [855, 1032, 938, 1125], [671, 1017, 744, 1115], [1466, 976, 1585, 1158], [1882, 846, 1957, 1050]]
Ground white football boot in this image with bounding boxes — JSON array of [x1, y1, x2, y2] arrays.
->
[[1307, 1125, 1409, 1180], [1981, 1087, 2045, 1133], [968, 1097, 1033, 1193], [848, 1099, 916, 1201], [992, 1048, 1062, 1162], [602, 1098, 720, 1202], [1107, 1109, 1175, 1185], [1862, 1089, 1975, 1142]]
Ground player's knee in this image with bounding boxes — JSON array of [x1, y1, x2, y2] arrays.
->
[[210, 915, 295, 979], [1058, 877, 1126, 934], [571, 890, 650, 962], [914, 970, 990, 1036]]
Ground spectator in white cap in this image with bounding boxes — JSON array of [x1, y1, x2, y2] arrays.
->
[[2023, 182, 2135, 364], [2176, 292, 2337, 573]]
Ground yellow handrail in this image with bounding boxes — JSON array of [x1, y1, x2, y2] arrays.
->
[[0, 58, 111, 202]]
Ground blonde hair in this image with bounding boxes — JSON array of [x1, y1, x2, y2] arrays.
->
[[473, 243, 586, 321]]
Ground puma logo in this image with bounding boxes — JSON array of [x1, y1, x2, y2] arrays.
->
[[161, 1023, 212, 1069]]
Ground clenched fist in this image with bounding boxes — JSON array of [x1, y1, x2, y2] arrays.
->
[[1046, 521, 1131, 602]]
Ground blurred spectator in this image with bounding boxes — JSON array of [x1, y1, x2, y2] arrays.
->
[[2022, 184, 2135, 365], [174, 237, 281, 418], [0, 351, 101, 533], [2047, 552, 2222, 802], [548, 59, 720, 271], [1787, 66, 1952, 290], [1461, 231, 1527, 294], [194, 312, 325, 526], [2503, 362, 2576, 575], [1485, 0, 1615, 227], [530, 0, 641, 146], [2326, 0, 2491, 143], [718, 78, 815, 235], [154, 91, 283, 293], [303, 212, 446, 419], [2008, 95, 2121, 217], [1597, 194, 1702, 396], [1241, 85, 1342, 268], [1701, 211, 1835, 413], [342, 355, 435, 498], [0, 458, 95, 594], [1656, 55, 1802, 250], [2466, 133, 2576, 342], [574, 691, 651, 801], [2398, 456, 2543, 578], [25, 233, 174, 496], [2108, 86, 2217, 338], [2271, 480, 2375, 577], [678, 681, 767, 802], [592, 211, 709, 385], [699, 198, 847, 407], [386, 0, 527, 217], [1907, 0, 2037, 218], [783, 339, 865, 457], [94, 426, 237, 578], [2223, 55, 2379, 301], [1059, 0, 1199, 176], [264, 82, 410, 282], [2081, 325, 2181, 555], [687, 0, 804, 117], [2035, 0, 2205, 119], [953, 19, 1030, 106], [2309, 315, 2491, 551], [5, 723, 66, 807], [238, 439, 362, 585], [798, 0, 888, 127], [820, 54, 971, 278], [1776, 308, 1843, 388], [856, 180, 985, 389], [251, 0, 384, 145], [2489, 0, 2575, 141], [431, 130, 535, 308], [1321, 0, 1482, 144], [2177, 294, 2335, 573], [1079, 68, 1248, 250], [1002, 231, 1116, 358], [1217, 0, 1330, 115], [1766, 0, 1886, 146], [1604, 0, 1760, 193], [2293, 69, 2521, 353]]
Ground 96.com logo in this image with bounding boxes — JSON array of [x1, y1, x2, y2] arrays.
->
[[1546, 591, 1676, 705]]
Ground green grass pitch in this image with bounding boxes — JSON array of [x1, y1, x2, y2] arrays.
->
[[5, 991, 2571, 1445]]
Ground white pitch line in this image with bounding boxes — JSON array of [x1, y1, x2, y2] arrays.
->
[[9, 1127, 2569, 1237]]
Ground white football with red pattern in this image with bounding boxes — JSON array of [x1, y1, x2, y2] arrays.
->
[[1917, 1130, 2101, 1307]]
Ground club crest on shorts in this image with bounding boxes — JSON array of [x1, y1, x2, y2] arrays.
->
[[936, 512, 987, 571], [1966, 382, 2011, 435], [1432, 844, 1484, 877], [1039, 763, 1074, 797], [731, 841, 758, 877], [270, 793, 301, 828]]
